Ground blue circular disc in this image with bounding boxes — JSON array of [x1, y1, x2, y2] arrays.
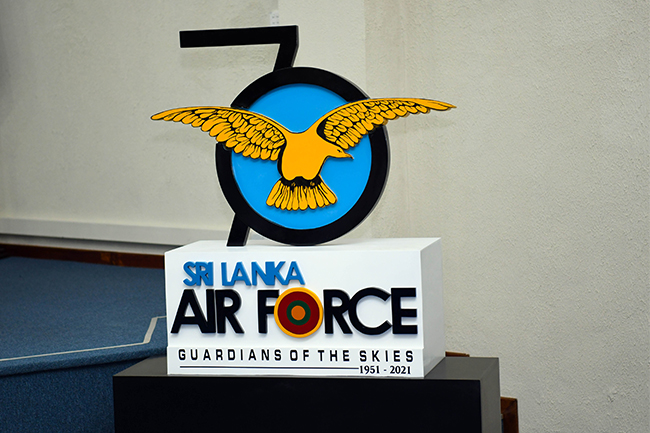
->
[[231, 84, 371, 230], [215, 66, 390, 246]]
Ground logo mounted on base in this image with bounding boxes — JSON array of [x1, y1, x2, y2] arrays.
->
[[152, 26, 454, 246]]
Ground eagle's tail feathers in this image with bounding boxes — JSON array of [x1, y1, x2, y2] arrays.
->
[[266, 177, 337, 211]]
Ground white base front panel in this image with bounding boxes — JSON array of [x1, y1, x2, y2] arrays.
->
[[165, 238, 444, 378]]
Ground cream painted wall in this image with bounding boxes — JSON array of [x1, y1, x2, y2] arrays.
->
[[0, 0, 278, 237], [1, 1, 648, 432]]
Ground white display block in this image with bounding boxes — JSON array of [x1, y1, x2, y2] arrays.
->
[[165, 238, 444, 378]]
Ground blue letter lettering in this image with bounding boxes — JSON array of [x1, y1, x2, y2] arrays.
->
[[222, 262, 252, 286], [183, 262, 198, 286], [266, 261, 286, 285], [282, 261, 305, 285], [196, 262, 213, 286], [251, 261, 273, 286]]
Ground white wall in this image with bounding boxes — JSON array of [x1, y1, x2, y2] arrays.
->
[[1, 1, 648, 432], [0, 0, 279, 241]]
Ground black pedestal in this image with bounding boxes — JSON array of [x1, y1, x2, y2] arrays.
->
[[114, 356, 500, 433]]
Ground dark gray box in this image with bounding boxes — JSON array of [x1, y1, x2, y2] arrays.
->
[[114, 356, 500, 433]]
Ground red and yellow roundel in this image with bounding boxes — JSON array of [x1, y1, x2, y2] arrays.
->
[[274, 287, 323, 338]]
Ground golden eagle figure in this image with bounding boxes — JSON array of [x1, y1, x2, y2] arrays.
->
[[152, 98, 454, 211]]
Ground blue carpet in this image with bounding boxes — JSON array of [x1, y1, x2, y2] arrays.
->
[[0, 360, 142, 433], [0, 257, 167, 376], [0, 257, 167, 432]]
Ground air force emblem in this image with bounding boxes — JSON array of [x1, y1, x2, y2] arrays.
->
[[152, 98, 453, 211], [152, 27, 454, 246]]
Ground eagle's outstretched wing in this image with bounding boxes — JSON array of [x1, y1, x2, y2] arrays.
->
[[152, 107, 288, 161], [315, 98, 455, 150]]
